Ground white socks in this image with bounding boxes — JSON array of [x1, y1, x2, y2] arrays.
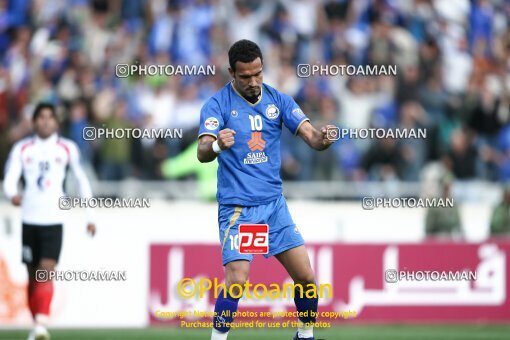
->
[[297, 321, 314, 338], [211, 328, 229, 340], [35, 313, 49, 326]]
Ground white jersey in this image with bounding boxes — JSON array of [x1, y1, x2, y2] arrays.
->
[[3, 133, 94, 225]]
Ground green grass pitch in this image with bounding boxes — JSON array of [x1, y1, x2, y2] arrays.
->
[[2, 325, 510, 340]]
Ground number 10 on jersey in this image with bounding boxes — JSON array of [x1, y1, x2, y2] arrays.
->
[[248, 115, 263, 131]]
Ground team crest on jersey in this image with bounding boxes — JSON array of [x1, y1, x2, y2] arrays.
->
[[204, 117, 219, 130], [265, 104, 279, 120], [231, 110, 238, 118]]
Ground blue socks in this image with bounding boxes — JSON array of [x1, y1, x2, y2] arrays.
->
[[294, 286, 318, 324], [213, 289, 240, 333]]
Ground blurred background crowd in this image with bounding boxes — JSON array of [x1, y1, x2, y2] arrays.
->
[[0, 0, 509, 184]]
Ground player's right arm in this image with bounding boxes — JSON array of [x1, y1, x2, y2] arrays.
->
[[197, 129, 236, 163], [3, 142, 23, 206]]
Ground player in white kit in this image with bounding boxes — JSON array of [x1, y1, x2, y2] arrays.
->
[[3, 103, 96, 340]]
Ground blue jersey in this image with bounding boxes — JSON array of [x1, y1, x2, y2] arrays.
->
[[198, 82, 309, 206]]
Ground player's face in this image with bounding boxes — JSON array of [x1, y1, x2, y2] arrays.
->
[[34, 108, 58, 139], [230, 57, 263, 99]]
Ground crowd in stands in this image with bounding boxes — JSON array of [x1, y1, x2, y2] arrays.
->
[[0, 0, 509, 184]]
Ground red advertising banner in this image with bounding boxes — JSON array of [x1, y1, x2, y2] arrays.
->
[[149, 242, 510, 324]]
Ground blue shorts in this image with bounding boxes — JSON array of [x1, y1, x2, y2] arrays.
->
[[218, 195, 305, 266]]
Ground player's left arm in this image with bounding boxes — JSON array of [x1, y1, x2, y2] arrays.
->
[[281, 93, 337, 151], [297, 121, 337, 151], [68, 141, 96, 236]]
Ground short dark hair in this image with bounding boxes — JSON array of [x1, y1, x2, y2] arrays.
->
[[32, 103, 57, 121], [228, 39, 263, 71]]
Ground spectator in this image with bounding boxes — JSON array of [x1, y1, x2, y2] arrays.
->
[[99, 102, 132, 180], [425, 175, 462, 239], [442, 129, 478, 180], [67, 99, 93, 164], [418, 72, 448, 122], [360, 137, 400, 181], [221, 0, 276, 44], [0, 0, 508, 185], [490, 185, 510, 236], [397, 101, 428, 181]]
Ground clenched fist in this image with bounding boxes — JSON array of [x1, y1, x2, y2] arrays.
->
[[320, 124, 338, 147], [217, 128, 236, 150]]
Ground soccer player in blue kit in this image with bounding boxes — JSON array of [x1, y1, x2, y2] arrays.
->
[[197, 40, 337, 340]]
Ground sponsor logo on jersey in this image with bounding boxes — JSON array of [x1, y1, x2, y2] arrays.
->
[[244, 132, 268, 165], [244, 132, 268, 164], [247, 132, 266, 151], [243, 152, 268, 164], [37, 161, 50, 191], [204, 117, 219, 130], [265, 104, 280, 120]]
